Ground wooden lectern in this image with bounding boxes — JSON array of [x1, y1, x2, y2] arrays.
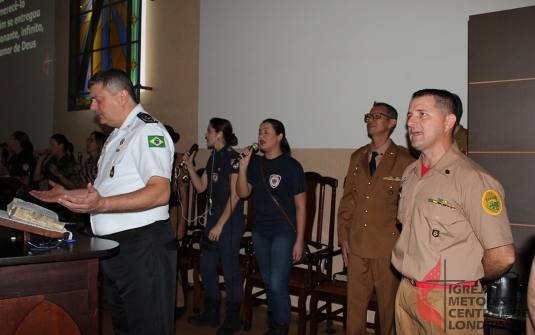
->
[[0, 224, 119, 335]]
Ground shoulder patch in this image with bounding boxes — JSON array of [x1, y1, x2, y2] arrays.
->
[[231, 158, 239, 170], [148, 135, 166, 148], [482, 190, 502, 216], [137, 112, 158, 123]]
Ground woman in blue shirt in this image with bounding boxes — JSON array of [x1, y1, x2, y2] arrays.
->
[[236, 118, 307, 335]]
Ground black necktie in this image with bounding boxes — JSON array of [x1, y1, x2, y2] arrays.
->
[[370, 152, 378, 176]]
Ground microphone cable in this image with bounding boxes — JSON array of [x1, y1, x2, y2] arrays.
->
[[175, 149, 218, 227], [173, 156, 183, 287]]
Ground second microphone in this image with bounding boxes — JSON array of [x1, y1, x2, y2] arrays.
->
[[235, 142, 259, 162]]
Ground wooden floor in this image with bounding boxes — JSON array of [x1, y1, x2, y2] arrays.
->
[[98, 288, 375, 335]]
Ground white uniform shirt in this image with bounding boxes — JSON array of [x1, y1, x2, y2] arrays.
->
[[91, 104, 173, 236]]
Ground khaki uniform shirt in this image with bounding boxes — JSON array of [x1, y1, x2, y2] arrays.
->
[[337, 140, 415, 259], [392, 143, 514, 282]]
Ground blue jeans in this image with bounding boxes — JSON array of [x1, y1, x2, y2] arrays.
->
[[252, 229, 296, 324]]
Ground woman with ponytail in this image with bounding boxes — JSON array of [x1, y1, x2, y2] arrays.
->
[[184, 117, 246, 335], [236, 118, 307, 335]]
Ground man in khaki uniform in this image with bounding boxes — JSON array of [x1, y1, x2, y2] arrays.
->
[[392, 89, 515, 334], [338, 102, 415, 335]]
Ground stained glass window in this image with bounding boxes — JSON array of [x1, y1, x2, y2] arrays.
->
[[68, 0, 141, 110]]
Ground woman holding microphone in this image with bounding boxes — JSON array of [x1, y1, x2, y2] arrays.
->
[[236, 118, 307, 335], [33, 133, 77, 221], [184, 117, 246, 335]]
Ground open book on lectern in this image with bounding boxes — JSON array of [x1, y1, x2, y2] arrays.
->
[[0, 198, 73, 240]]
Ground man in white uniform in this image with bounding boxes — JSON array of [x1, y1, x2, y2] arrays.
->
[[31, 68, 176, 335]]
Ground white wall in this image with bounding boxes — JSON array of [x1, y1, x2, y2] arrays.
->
[[199, 0, 535, 149]]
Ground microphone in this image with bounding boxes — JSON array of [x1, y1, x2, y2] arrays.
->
[[236, 142, 259, 162], [34, 150, 48, 157], [77, 152, 83, 164], [178, 143, 199, 168]]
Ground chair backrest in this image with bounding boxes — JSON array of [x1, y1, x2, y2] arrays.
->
[[304, 172, 338, 249], [187, 168, 207, 232], [304, 171, 338, 278]]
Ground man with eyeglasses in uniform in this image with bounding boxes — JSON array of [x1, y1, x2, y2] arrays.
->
[[338, 102, 415, 335]]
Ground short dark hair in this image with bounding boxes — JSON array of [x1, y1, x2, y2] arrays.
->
[[373, 101, 398, 120], [451, 93, 463, 125], [372, 101, 398, 134], [88, 68, 137, 102], [412, 89, 457, 120]]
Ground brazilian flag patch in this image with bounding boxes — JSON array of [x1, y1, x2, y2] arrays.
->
[[148, 135, 166, 148]]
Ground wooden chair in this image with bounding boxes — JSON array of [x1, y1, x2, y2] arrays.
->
[[243, 171, 338, 335], [309, 249, 381, 335], [192, 193, 255, 318], [178, 168, 206, 309]]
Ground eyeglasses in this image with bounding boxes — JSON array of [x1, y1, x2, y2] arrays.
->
[[364, 113, 393, 123]]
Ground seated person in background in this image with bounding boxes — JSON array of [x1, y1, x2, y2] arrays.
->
[[164, 124, 189, 320], [75, 131, 106, 188], [33, 133, 77, 221], [0, 131, 38, 209], [34, 134, 77, 190], [74, 130, 107, 236], [2, 131, 38, 189]]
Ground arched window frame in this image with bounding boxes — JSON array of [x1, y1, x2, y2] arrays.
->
[[68, 0, 141, 111]]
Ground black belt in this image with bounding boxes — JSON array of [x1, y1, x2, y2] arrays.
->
[[98, 219, 169, 243]]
